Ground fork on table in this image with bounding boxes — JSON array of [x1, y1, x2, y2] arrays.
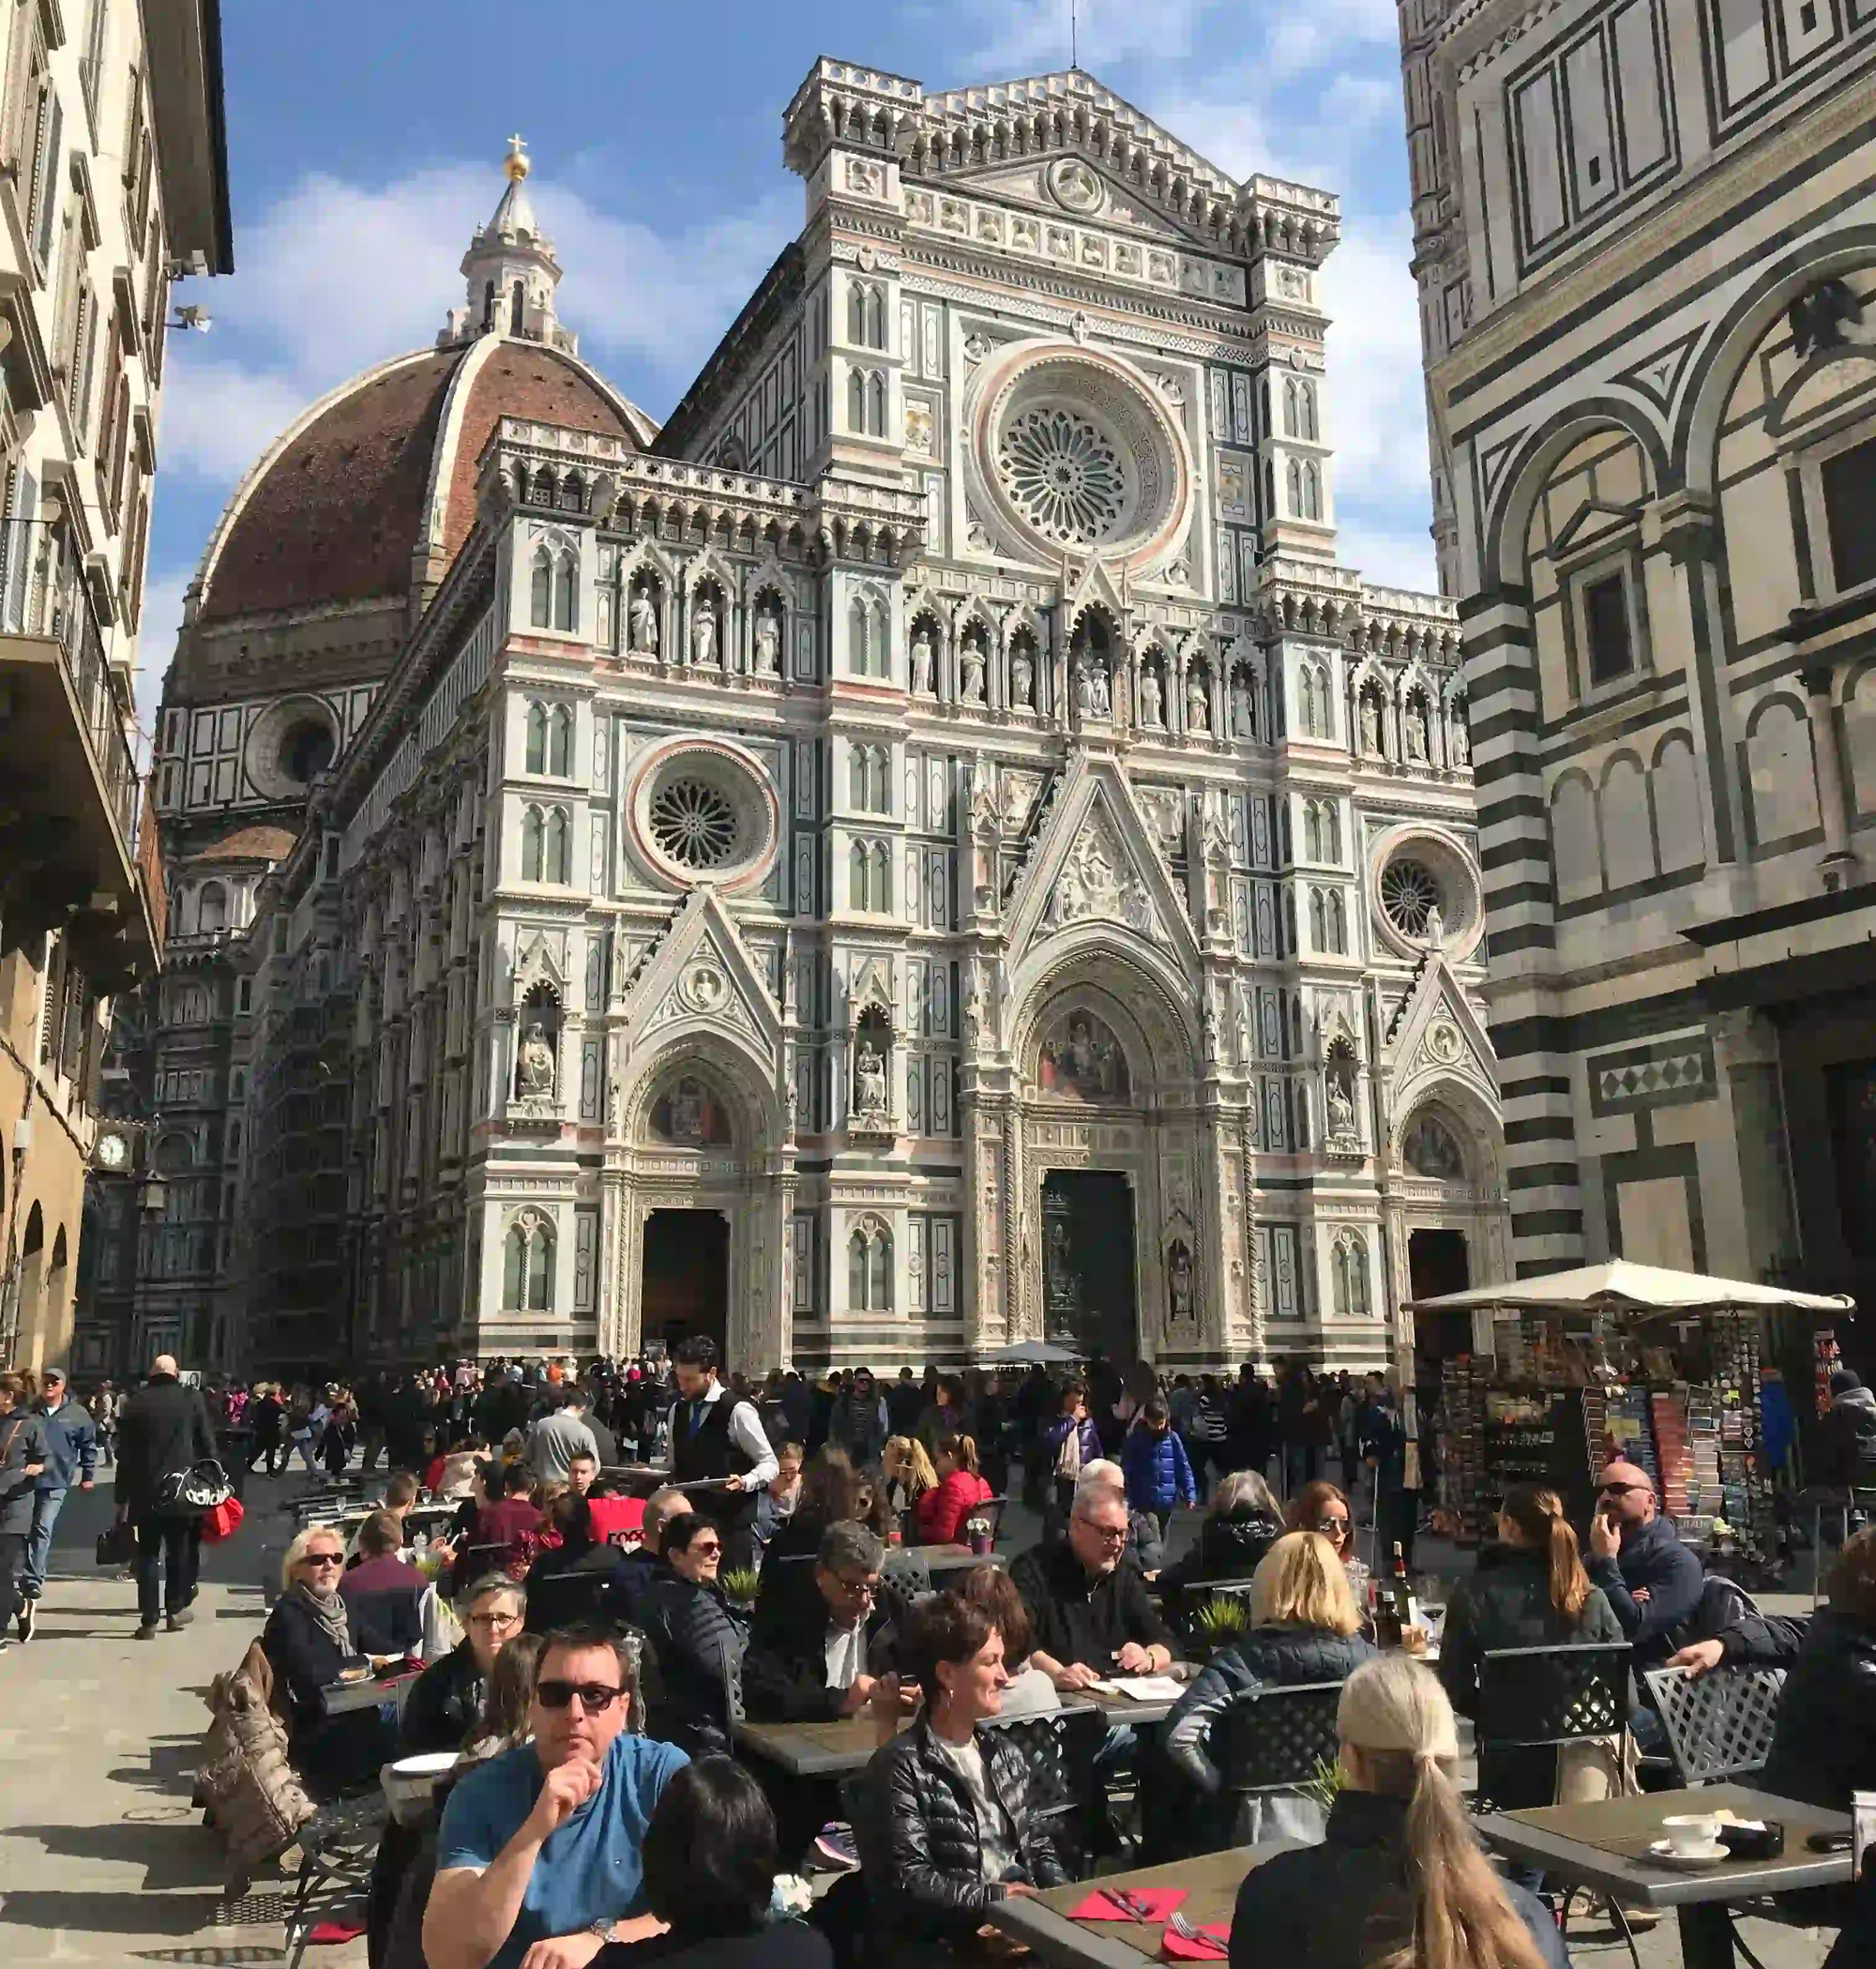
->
[[1167, 1911, 1230, 1958]]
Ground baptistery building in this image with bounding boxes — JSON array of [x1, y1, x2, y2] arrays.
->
[[91, 61, 1506, 1378]]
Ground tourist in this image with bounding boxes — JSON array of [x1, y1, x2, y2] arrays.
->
[[567, 1450, 599, 1497], [1040, 1382, 1101, 1534], [1157, 1470, 1286, 1620], [859, 1590, 1067, 1959], [0, 1374, 49, 1650], [639, 1512, 745, 1756], [474, 1461, 544, 1566], [667, 1336, 778, 1573], [881, 1434, 938, 1530], [14, 1366, 93, 1639], [1119, 1394, 1196, 1568], [1763, 1525, 1876, 1812], [598, 1757, 832, 1968], [915, 1374, 968, 1464], [319, 1386, 356, 1477], [607, 1486, 693, 1626], [263, 1524, 394, 1793], [401, 1576, 528, 1755], [827, 1367, 889, 1466], [245, 1383, 283, 1475], [424, 1622, 688, 1969], [1815, 1369, 1876, 1501], [1587, 1459, 1704, 1666], [340, 1509, 428, 1658], [527, 1389, 599, 1487], [1285, 1478, 1355, 1571], [744, 1520, 898, 1722], [951, 1562, 1059, 1719], [886, 1368, 924, 1439], [524, 1490, 624, 1585], [1161, 1530, 1379, 1850], [1227, 1657, 1566, 1969], [915, 1431, 993, 1547], [113, 1354, 218, 1639], [1009, 1480, 1175, 1689], [581, 1392, 620, 1468], [753, 1441, 804, 1555], [1188, 1374, 1232, 1493]]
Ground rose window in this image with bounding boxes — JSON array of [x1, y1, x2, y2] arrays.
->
[[1380, 859, 1442, 937], [649, 779, 737, 869], [996, 406, 1127, 546]]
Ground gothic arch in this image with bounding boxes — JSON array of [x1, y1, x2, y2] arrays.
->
[[1390, 1079, 1502, 1193], [622, 1030, 782, 1159], [1008, 935, 1198, 1097]]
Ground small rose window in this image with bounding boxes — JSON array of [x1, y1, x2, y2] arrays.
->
[[650, 779, 738, 870], [1380, 859, 1442, 937]]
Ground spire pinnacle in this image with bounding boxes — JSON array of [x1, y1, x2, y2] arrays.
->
[[438, 136, 575, 354]]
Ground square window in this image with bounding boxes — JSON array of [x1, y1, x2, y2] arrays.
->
[[1822, 435, 1876, 593], [1582, 571, 1634, 685]]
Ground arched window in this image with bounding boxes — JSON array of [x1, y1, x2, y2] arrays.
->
[[867, 371, 886, 437], [851, 841, 870, 910], [1333, 1232, 1369, 1318], [504, 1218, 553, 1310], [1303, 462, 1323, 521], [545, 806, 570, 884], [525, 701, 548, 773], [1303, 803, 1321, 861], [560, 472, 584, 514], [504, 1225, 525, 1308], [529, 549, 552, 629], [870, 1228, 892, 1310], [1312, 664, 1333, 740], [554, 553, 578, 633], [1327, 889, 1347, 953], [871, 841, 891, 913], [1309, 887, 1326, 949], [848, 595, 870, 674], [521, 805, 545, 881], [849, 1230, 870, 1310], [197, 882, 227, 935], [847, 281, 868, 346], [868, 747, 889, 812], [548, 704, 572, 777], [865, 286, 885, 349], [1286, 458, 1303, 514], [1325, 800, 1341, 863], [849, 1223, 893, 1310], [850, 746, 872, 810], [510, 280, 525, 335], [848, 368, 867, 432], [870, 600, 889, 677], [482, 279, 496, 331], [1283, 377, 1300, 437]]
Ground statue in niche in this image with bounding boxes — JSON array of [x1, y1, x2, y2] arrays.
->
[[1360, 692, 1382, 757], [753, 608, 781, 677], [517, 1020, 556, 1099], [1450, 712, 1470, 767], [628, 586, 659, 655], [854, 1039, 889, 1118], [960, 638, 986, 704], [1233, 673, 1255, 736], [1404, 700, 1429, 763], [690, 598, 719, 669], [1326, 1070, 1356, 1142], [1087, 657, 1112, 719], [1168, 1240, 1195, 1322], [1138, 667, 1163, 727], [1187, 670, 1210, 733], [1010, 646, 1034, 707], [910, 629, 934, 695], [1425, 902, 1445, 950], [1038, 1008, 1129, 1101]]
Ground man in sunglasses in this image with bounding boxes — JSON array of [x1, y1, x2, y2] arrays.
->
[[1586, 1459, 1704, 1666], [425, 1620, 688, 1969]]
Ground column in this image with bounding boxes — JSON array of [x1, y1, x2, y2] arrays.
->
[[1801, 660, 1857, 886]]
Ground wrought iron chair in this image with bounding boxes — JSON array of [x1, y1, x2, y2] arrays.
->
[[977, 1704, 1109, 1875], [281, 1790, 387, 1969], [520, 1565, 614, 1634], [1213, 1678, 1345, 1803], [1641, 1664, 1785, 1787], [978, 1495, 1009, 1546]]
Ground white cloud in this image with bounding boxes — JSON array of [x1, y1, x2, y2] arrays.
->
[[1323, 212, 1435, 520], [129, 565, 189, 766]]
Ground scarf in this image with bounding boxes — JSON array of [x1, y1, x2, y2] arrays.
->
[[293, 1578, 354, 1656]]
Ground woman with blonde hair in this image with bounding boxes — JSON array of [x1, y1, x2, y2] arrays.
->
[[882, 1433, 939, 1525], [915, 1431, 994, 1545], [1437, 1482, 1625, 1809], [1227, 1655, 1566, 1968], [1157, 1531, 1379, 1854]]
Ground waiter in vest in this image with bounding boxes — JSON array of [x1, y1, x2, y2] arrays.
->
[[667, 1334, 777, 1572]]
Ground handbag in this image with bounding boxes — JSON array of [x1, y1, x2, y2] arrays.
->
[[97, 1519, 138, 1567], [202, 1492, 246, 1543], [156, 1457, 234, 1516]]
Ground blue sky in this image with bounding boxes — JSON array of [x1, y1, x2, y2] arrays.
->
[[142, 0, 1428, 740]]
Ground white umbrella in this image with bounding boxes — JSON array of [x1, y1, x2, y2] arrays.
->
[[981, 1339, 1085, 1366], [1404, 1258, 1853, 1317]]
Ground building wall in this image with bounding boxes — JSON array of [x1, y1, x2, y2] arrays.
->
[[1401, 1, 1876, 1307]]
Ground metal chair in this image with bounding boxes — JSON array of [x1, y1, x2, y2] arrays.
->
[[521, 1566, 614, 1634], [281, 1790, 386, 1969], [1475, 1641, 1630, 1752], [1641, 1664, 1785, 1787], [979, 1495, 1009, 1546], [1213, 1679, 1345, 1799], [977, 1704, 1108, 1874]]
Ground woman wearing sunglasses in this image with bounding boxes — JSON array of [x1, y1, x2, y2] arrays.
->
[[1286, 1478, 1355, 1557], [262, 1523, 396, 1792], [638, 1512, 745, 1757]]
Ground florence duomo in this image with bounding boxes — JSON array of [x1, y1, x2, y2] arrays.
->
[[84, 58, 1505, 1382]]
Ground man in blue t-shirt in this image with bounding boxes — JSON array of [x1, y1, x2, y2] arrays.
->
[[425, 1621, 688, 1969]]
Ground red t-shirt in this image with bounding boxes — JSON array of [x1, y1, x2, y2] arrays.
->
[[584, 1494, 645, 1542]]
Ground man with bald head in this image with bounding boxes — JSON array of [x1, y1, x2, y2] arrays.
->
[[1588, 1458, 1705, 1665], [603, 1485, 692, 1627], [114, 1356, 218, 1639]]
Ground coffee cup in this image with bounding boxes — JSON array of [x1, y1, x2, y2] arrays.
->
[[1663, 1813, 1721, 1855]]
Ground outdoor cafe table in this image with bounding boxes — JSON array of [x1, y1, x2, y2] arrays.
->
[[888, 1543, 1009, 1579], [1475, 1783, 1855, 1969], [322, 1664, 425, 1718], [988, 1845, 1291, 1966]]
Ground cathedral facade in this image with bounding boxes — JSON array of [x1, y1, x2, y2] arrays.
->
[[90, 62, 1507, 1378]]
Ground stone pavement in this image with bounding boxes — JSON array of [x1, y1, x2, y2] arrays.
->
[[0, 1470, 1838, 1968]]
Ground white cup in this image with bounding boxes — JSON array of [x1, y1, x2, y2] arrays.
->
[[1662, 1813, 1721, 1856]]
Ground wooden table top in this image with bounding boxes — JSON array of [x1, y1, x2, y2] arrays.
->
[[991, 1845, 1287, 1964], [1477, 1783, 1855, 1908]]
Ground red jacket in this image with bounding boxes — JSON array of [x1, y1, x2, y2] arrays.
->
[[915, 1469, 993, 1546]]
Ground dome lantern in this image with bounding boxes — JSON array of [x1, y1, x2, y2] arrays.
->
[[440, 134, 577, 354]]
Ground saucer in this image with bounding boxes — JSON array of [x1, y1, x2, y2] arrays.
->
[[1648, 1839, 1728, 1868]]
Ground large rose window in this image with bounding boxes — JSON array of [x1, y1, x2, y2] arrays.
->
[[997, 407, 1127, 545], [650, 779, 738, 870], [626, 737, 780, 895]]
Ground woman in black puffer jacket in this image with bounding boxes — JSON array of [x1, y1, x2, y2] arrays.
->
[[859, 1592, 1068, 1962], [1156, 1530, 1376, 1855]]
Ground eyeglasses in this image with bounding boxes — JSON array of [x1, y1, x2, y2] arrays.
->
[[1081, 1522, 1129, 1545], [1600, 1482, 1647, 1498], [303, 1552, 344, 1568], [468, 1611, 521, 1632], [536, 1680, 626, 1712], [1312, 1517, 1351, 1537], [689, 1541, 722, 1559], [830, 1572, 879, 1598]]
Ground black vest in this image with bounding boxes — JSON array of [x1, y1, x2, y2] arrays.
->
[[671, 1390, 756, 1524]]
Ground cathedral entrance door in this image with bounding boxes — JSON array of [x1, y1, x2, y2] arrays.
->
[[642, 1209, 729, 1360], [1040, 1171, 1136, 1363], [1408, 1227, 1471, 1366]]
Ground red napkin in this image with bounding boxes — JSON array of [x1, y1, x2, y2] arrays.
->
[[1162, 1919, 1231, 1960], [1068, 1886, 1188, 1922], [307, 1919, 367, 1945]]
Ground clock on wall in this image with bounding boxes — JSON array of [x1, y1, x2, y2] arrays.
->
[[93, 1128, 134, 1172]]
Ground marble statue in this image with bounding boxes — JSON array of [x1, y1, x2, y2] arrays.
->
[[1425, 902, 1445, 949], [1168, 1242, 1194, 1321], [518, 1020, 556, 1098], [1359, 692, 1381, 757], [1327, 1073, 1355, 1139], [1450, 713, 1470, 766], [1139, 668, 1163, 727], [628, 588, 658, 656], [1088, 658, 1112, 719], [1405, 702, 1428, 762], [690, 599, 719, 669], [1187, 672, 1210, 733], [1233, 674, 1255, 736], [854, 1040, 888, 1117], [753, 608, 780, 677], [1010, 648, 1033, 707], [1072, 657, 1092, 719], [910, 629, 934, 695], [960, 640, 986, 704]]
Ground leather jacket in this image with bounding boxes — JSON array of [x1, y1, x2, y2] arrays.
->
[[1762, 1605, 1876, 1812], [862, 1719, 1069, 1950]]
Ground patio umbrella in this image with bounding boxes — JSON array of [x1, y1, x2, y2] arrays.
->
[[1404, 1258, 1853, 1317], [981, 1339, 1086, 1365]]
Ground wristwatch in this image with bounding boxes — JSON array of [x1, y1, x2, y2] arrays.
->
[[589, 1916, 618, 1943]]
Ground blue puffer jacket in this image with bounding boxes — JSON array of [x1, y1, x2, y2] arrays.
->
[[35, 1396, 98, 1492], [1121, 1424, 1196, 1513]]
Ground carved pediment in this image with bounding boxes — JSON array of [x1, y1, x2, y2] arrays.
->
[[621, 889, 781, 1053], [926, 157, 1227, 250], [1383, 953, 1497, 1100]]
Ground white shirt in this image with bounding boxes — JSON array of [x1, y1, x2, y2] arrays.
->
[[665, 1382, 779, 1491], [930, 1732, 1018, 1883], [825, 1618, 867, 1691]]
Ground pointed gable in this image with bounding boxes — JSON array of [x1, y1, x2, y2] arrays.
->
[[621, 888, 782, 1056], [1383, 952, 1499, 1106]]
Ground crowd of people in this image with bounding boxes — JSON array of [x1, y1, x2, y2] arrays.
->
[[7, 1335, 1876, 1967]]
